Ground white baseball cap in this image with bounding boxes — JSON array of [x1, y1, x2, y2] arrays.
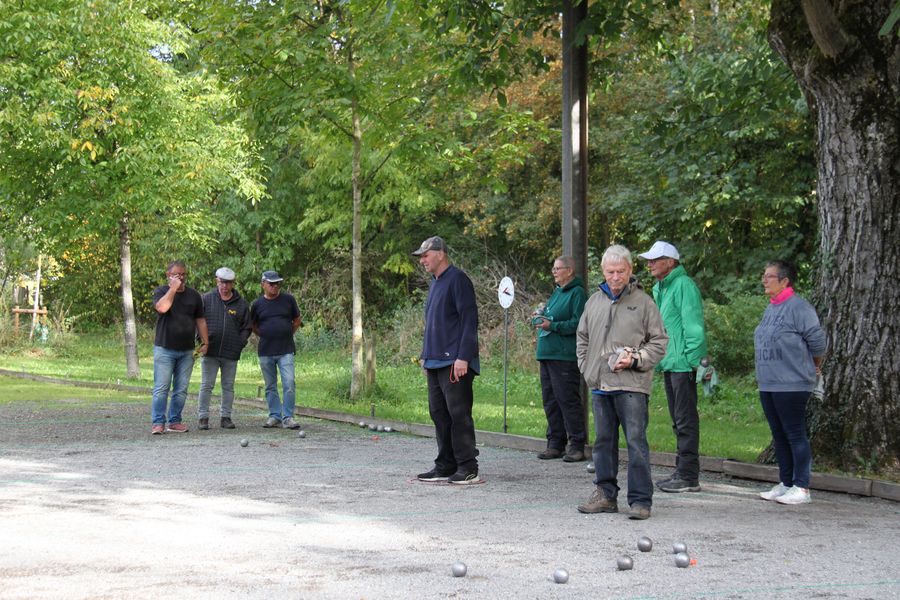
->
[[215, 267, 236, 281], [638, 241, 680, 260]]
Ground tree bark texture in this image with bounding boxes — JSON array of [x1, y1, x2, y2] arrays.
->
[[348, 40, 370, 401], [118, 216, 141, 379], [769, 0, 899, 472]]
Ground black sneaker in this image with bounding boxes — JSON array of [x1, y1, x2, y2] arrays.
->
[[198, 418, 209, 431], [417, 469, 453, 482], [448, 470, 482, 485], [538, 448, 564, 460], [655, 473, 677, 487], [658, 478, 701, 493], [220, 417, 235, 429]]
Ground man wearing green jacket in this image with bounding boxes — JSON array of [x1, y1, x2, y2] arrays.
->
[[639, 241, 708, 493], [534, 255, 588, 462]]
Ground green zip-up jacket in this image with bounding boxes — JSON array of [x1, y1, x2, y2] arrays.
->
[[536, 276, 587, 362], [652, 264, 707, 372]]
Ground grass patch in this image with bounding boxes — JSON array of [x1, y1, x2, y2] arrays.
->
[[0, 330, 771, 463]]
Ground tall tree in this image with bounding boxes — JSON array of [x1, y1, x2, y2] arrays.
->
[[768, 0, 899, 471], [0, 0, 261, 376], [191, 0, 501, 398]]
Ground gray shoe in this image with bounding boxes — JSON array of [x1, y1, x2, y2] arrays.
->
[[263, 417, 280, 428], [198, 418, 209, 430], [655, 472, 676, 487], [220, 417, 235, 429], [282, 417, 301, 430], [577, 487, 618, 514], [628, 504, 651, 520], [658, 478, 701, 493]]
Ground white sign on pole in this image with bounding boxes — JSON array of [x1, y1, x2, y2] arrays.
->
[[498, 276, 515, 309]]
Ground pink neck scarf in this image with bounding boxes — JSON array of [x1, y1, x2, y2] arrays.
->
[[770, 286, 795, 305]]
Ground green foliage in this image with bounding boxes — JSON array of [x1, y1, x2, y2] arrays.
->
[[590, 0, 817, 302], [704, 294, 767, 375]]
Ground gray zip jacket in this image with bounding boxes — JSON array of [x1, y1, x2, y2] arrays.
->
[[576, 279, 669, 395]]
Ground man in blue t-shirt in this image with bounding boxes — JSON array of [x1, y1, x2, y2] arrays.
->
[[150, 260, 208, 435], [251, 270, 302, 429], [412, 236, 481, 485]]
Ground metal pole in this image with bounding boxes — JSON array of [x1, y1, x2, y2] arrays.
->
[[503, 307, 509, 433]]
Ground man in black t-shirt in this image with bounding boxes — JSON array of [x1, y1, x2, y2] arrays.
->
[[250, 270, 302, 429], [150, 260, 208, 435]]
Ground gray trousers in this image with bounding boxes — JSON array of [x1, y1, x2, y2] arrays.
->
[[198, 356, 239, 419], [663, 371, 700, 481]]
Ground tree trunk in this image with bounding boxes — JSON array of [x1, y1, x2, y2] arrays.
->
[[119, 216, 141, 379], [769, 0, 900, 473], [348, 42, 370, 400]]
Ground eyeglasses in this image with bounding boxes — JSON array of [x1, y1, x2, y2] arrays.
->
[[761, 274, 781, 281], [264, 281, 282, 286], [551, 266, 571, 273], [168, 272, 186, 279]]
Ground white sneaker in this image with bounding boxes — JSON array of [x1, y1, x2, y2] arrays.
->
[[776, 486, 811, 505], [759, 482, 790, 501]]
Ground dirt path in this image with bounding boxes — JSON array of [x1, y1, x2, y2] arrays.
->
[[1, 401, 898, 599]]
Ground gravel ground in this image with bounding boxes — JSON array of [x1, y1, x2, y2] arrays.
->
[[1, 400, 898, 600]]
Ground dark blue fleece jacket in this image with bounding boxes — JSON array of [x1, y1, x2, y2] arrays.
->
[[420, 265, 480, 374]]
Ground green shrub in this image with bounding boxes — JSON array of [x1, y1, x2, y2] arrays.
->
[[704, 293, 767, 374]]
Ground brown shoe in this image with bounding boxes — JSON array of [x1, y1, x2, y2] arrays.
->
[[563, 443, 586, 462], [220, 417, 235, 429], [628, 504, 651, 520], [538, 448, 565, 460], [577, 488, 618, 514]]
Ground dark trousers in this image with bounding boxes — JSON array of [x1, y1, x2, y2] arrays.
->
[[759, 391, 812, 488], [663, 371, 701, 482], [427, 366, 479, 473], [592, 392, 653, 508], [539, 360, 586, 449]]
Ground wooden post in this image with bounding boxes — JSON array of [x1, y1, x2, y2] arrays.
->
[[30, 254, 42, 341]]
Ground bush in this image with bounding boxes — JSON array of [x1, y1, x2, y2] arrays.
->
[[704, 293, 767, 374]]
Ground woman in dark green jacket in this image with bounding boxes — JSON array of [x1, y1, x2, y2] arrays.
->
[[534, 256, 588, 462]]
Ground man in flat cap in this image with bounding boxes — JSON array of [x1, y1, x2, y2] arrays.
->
[[638, 241, 708, 493], [197, 267, 252, 430], [251, 270, 302, 429], [412, 236, 482, 485]]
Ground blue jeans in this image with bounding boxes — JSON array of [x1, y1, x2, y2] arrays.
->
[[198, 356, 238, 419], [592, 391, 653, 508], [759, 391, 812, 488], [259, 353, 295, 420], [152, 346, 195, 425]]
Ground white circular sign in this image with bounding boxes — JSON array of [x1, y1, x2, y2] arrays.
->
[[498, 276, 515, 309]]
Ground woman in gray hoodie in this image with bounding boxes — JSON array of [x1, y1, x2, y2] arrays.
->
[[754, 260, 826, 505]]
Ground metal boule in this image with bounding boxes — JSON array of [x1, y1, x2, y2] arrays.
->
[[552, 568, 569, 584], [637, 536, 653, 552], [675, 552, 690, 568], [451, 562, 467, 577], [617, 555, 633, 570]]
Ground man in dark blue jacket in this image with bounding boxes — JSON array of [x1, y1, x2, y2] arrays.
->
[[197, 267, 251, 430], [413, 236, 481, 485]]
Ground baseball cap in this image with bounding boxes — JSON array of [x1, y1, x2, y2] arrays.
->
[[638, 241, 680, 260], [412, 236, 448, 256], [215, 267, 236, 281], [261, 270, 284, 283]]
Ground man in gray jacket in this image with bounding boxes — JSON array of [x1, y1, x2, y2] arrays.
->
[[198, 267, 251, 429], [575, 245, 668, 520]]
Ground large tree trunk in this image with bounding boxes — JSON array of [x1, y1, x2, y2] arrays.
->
[[769, 0, 900, 473], [119, 216, 141, 379], [348, 41, 371, 400]]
